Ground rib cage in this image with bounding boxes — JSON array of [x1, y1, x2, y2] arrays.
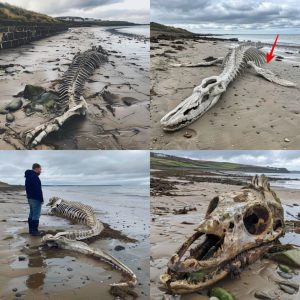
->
[[58, 46, 108, 111], [221, 45, 265, 84], [48, 197, 104, 240]]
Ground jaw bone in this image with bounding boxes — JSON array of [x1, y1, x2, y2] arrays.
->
[[160, 175, 285, 294]]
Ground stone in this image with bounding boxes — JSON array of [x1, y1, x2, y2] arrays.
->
[[34, 104, 44, 112], [0, 107, 9, 115], [279, 284, 296, 294], [284, 138, 290, 143], [6, 99, 23, 111], [18, 256, 26, 261], [277, 271, 293, 279], [23, 85, 45, 101], [67, 267, 73, 271], [272, 249, 300, 267], [210, 287, 235, 300], [6, 113, 15, 122], [254, 291, 272, 300], [114, 245, 125, 251], [0, 126, 6, 134]]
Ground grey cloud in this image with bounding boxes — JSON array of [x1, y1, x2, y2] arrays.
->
[[5, 0, 149, 23], [151, 0, 300, 32], [0, 151, 149, 186]]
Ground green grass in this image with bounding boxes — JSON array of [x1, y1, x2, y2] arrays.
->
[[0, 2, 59, 23], [151, 154, 289, 173], [150, 22, 193, 35]]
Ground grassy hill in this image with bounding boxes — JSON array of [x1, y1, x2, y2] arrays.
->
[[0, 2, 59, 23], [151, 153, 289, 173], [151, 22, 194, 35]]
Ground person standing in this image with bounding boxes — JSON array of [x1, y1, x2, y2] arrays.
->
[[25, 163, 44, 236]]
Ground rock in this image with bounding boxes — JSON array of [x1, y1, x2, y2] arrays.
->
[[210, 287, 235, 300], [0, 107, 9, 115], [6, 113, 15, 122], [23, 85, 45, 101], [34, 104, 44, 112], [67, 267, 73, 271], [210, 297, 219, 300], [284, 138, 290, 143], [254, 291, 272, 300], [272, 249, 300, 267], [15, 292, 22, 297], [114, 245, 125, 251], [12, 288, 17, 292], [0, 126, 7, 134], [278, 264, 292, 273], [277, 271, 293, 279], [279, 284, 296, 294], [6, 99, 23, 111], [18, 256, 26, 261]]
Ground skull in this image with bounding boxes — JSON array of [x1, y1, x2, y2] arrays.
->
[[160, 75, 226, 131], [160, 175, 285, 294]]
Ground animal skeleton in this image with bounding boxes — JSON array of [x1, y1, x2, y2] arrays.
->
[[160, 44, 297, 131], [160, 175, 285, 294], [24, 46, 108, 148], [42, 197, 137, 287]]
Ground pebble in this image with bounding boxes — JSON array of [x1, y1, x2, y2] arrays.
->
[[279, 284, 296, 294], [114, 245, 125, 251], [284, 138, 290, 142], [0, 126, 7, 134], [184, 132, 192, 138], [6, 99, 22, 111], [254, 291, 272, 300], [67, 267, 73, 271], [277, 271, 293, 279], [18, 256, 26, 261], [6, 113, 15, 122], [15, 293, 22, 298], [12, 288, 17, 292]]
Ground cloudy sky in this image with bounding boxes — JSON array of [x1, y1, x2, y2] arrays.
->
[[154, 151, 300, 171], [4, 0, 149, 23], [151, 0, 300, 34], [0, 151, 149, 186]]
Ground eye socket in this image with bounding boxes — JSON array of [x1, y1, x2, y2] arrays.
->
[[229, 222, 234, 229], [243, 205, 269, 235], [206, 196, 219, 217], [202, 78, 217, 89]]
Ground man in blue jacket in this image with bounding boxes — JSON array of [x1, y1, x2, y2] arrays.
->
[[25, 163, 44, 236]]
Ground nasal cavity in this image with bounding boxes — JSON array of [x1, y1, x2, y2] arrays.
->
[[202, 78, 217, 89]]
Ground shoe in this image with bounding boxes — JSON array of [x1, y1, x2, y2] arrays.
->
[[30, 220, 44, 236], [28, 218, 33, 234]]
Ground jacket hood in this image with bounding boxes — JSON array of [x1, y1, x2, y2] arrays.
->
[[25, 169, 37, 177]]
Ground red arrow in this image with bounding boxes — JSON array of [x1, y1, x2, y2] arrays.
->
[[266, 34, 279, 63]]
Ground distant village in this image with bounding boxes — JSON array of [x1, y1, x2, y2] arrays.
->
[[56, 16, 99, 22]]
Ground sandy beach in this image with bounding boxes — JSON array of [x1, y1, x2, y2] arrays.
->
[[150, 34, 300, 150], [0, 185, 150, 299], [0, 25, 150, 150], [150, 170, 300, 300]]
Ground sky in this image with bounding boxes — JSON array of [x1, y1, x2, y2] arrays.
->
[[3, 0, 150, 23], [0, 151, 149, 186], [154, 151, 300, 171], [151, 0, 300, 34]]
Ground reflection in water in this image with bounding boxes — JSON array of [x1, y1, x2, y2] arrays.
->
[[26, 250, 46, 289]]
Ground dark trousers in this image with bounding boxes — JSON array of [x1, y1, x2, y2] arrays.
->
[[28, 198, 42, 221]]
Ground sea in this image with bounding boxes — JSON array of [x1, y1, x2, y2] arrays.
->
[[215, 34, 300, 48], [241, 172, 300, 190], [116, 25, 150, 38]]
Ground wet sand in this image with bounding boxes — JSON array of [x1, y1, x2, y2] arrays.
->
[[150, 36, 300, 150], [0, 187, 149, 299], [0, 26, 149, 149], [150, 172, 300, 299]]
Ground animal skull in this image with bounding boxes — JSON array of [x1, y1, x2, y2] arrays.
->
[[160, 175, 285, 294], [160, 75, 225, 131]]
